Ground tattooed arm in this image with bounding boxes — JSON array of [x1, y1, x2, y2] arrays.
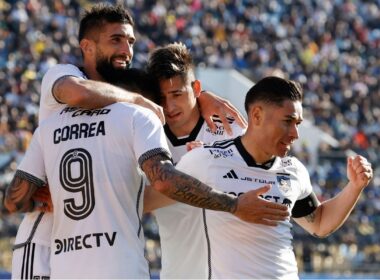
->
[[141, 153, 289, 224], [4, 174, 39, 213], [142, 153, 237, 213], [4, 170, 47, 214]]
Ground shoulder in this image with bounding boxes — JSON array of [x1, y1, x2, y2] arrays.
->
[[112, 102, 162, 124], [279, 156, 309, 176], [42, 64, 85, 84]]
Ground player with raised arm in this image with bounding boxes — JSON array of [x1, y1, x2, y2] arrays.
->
[[175, 76, 373, 279], [8, 3, 247, 279], [144, 43, 290, 278]]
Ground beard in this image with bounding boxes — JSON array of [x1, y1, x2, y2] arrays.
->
[[95, 52, 131, 84]]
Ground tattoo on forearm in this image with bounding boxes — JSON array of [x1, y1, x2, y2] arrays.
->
[[304, 212, 316, 223], [142, 154, 237, 213], [5, 175, 38, 212]]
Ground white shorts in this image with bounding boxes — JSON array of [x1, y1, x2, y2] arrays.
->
[[11, 242, 50, 279]]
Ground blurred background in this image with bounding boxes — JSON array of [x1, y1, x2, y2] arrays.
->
[[0, 0, 379, 278]]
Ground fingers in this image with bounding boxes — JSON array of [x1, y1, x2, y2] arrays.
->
[[204, 116, 217, 133], [35, 202, 53, 213], [221, 101, 248, 129], [347, 155, 373, 186], [154, 105, 165, 125]]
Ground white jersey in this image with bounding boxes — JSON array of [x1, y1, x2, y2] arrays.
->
[[14, 64, 87, 248], [155, 116, 244, 279], [176, 137, 313, 279], [17, 103, 170, 278]]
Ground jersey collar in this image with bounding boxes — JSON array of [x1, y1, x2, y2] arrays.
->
[[234, 136, 276, 169], [164, 116, 204, 146]]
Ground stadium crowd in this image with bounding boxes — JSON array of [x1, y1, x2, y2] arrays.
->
[[0, 0, 379, 275]]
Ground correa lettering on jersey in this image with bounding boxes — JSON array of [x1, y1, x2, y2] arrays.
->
[[53, 121, 106, 144], [54, 231, 117, 255], [60, 107, 111, 117], [225, 191, 293, 208]]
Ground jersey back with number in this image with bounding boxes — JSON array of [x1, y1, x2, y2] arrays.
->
[[19, 103, 170, 278]]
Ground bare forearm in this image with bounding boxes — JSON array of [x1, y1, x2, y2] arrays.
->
[[4, 175, 39, 213], [142, 155, 237, 213], [55, 78, 139, 109], [317, 182, 362, 236]]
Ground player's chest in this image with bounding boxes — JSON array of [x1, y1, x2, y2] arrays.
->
[[210, 165, 302, 210]]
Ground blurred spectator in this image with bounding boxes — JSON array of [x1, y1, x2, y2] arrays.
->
[[0, 0, 379, 275]]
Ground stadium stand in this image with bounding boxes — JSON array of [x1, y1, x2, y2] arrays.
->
[[0, 0, 379, 276]]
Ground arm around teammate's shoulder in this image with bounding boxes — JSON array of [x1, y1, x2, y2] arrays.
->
[[52, 76, 165, 123], [141, 153, 289, 224]]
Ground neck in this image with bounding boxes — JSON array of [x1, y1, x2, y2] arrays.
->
[[170, 108, 201, 137], [82, 62, 104, 82], [240, 132, 274, 164]]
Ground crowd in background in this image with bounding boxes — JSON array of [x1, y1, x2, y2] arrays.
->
[[0, 0, 379, 275]]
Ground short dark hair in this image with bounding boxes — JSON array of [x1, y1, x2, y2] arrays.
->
[[146, 42, 194, 82], [244, 76, 303, 113], [120, 68, 159, 104], [78, 3, 134, 42]]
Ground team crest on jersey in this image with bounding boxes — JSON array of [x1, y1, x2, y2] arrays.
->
[[277, 174, 291, 194]]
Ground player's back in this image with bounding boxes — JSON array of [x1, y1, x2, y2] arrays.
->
[[37, 103, 154, 278]]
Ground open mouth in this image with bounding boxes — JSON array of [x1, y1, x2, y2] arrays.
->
[[113, 58, 129, 68]]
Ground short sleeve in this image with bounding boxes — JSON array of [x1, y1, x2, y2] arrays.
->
[[17, 128, 47, 185], [133, 108, 172, 167], [39, 64, 86, 123]]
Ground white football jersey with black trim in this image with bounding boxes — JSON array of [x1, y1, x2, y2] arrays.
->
[[15, 64, 87, 248], [175, 136, 313, 279], [155, 116, 244, 279], [17, 103, 170, 278]]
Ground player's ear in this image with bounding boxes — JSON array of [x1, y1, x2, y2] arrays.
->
[[191, 80, 202, 98], [248, 104, 263, 125], [80, 39, 95, 56]]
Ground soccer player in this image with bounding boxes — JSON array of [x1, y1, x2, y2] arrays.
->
[[8, 3, 247, 279], [144, 43, 290, 278], [174, 76, 373, 279], [3, 101, 271, 278]]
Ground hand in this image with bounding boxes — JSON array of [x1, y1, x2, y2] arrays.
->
[[347, 155, 373, 191], [198, 91, 247, 136], [32, 185, 53, 212], [135, 95, 165, 125], [186, 140, 204, 151], [233, 185, 289, 226]]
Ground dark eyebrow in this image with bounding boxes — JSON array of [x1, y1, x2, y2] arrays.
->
[[284, 115, 303, 122], [110, 33, 136, 42]]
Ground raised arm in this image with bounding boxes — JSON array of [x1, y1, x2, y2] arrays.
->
[[294, 155, 373, 237], [53, 76, 164, 124], [141, 153, 289, 225], [198, 90, 247, 135]]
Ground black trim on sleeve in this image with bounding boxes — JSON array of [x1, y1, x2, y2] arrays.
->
[[292, 192, 318, 218], [51, 75, 79, 104], [15, 170, 45, 188], [138, 148, 172, 167]]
